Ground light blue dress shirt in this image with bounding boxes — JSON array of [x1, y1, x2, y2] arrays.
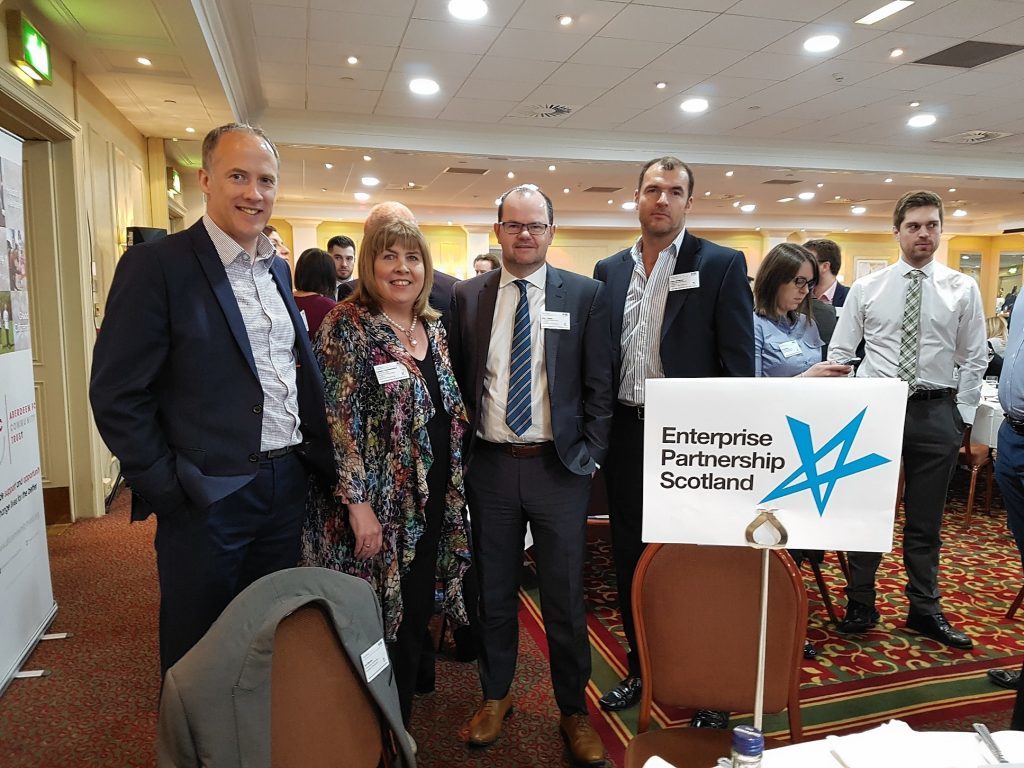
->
[[1000, 310, 1024, 419], [754, 313, 824, 378]]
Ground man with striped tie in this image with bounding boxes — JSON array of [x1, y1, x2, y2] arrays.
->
[[829, 190, 987, 649], [449, 184, 613, 765]]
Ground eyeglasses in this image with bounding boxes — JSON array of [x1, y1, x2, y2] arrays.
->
[[791, 277, 817, 290], [499, 221, 550, 236]]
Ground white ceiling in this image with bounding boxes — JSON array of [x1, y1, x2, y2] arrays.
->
[[20, 0, 1024, 232]]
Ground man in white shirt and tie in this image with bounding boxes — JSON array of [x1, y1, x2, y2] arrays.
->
[[829, 190, 987, 649]]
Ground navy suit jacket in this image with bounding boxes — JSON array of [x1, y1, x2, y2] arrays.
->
[[832, 281, 850, 308], [593, 231, 754, 385], [90, 219, 335, 521], [449, 266, 613, 475]]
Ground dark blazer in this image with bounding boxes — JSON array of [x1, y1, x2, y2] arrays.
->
[[336, 280, 355, 301], [157, 567, 415, 768], [90, 219, 334, 521], [593, 231, 754, 384], [449, 266, 613, 475], [832, 281, 850, 308]]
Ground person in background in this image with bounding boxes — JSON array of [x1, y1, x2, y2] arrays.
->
[[473, 252, 500, 275], [263, 224, 291, 262], [301, 218, 470, 727], [805, 238, 848, 308], [292, 247, 337, 341], [327, 235, 356, 300]]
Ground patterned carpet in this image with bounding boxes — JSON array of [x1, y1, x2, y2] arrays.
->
[[1, 471, 1021, 767]]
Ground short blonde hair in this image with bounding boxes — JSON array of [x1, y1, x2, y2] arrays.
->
[[350, 219, 440, 322]]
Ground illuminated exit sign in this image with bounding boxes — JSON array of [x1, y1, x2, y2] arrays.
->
[[6, 11, 52, 84]]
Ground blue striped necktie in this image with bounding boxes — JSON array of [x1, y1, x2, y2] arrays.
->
[[506, 279, 532, 436]]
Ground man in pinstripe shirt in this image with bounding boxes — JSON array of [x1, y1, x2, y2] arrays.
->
[[593, 157, 754, 715], [91, 124, 334, 674]]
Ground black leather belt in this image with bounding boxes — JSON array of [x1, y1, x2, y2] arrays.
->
[[479, 440, 555, 458], [615, 401, 645, 421], [259, 445, 296, 459], [1007, 415, 1024, 435], [908, 388, 954, 402]]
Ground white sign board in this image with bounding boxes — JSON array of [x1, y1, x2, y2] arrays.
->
[[643, 378, 907, 552]]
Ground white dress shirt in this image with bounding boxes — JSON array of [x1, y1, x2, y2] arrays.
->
[[618, 228, 687, 406], [828, 256, 987, 423], [478, 264, 553, 443]]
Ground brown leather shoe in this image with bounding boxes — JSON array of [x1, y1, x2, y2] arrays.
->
[[467, 694, 513, 746], [559, 713, 606, 766]]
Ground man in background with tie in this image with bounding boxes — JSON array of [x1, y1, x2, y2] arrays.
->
[[829, 190, 986, 649], [449, 184, 613, 765]]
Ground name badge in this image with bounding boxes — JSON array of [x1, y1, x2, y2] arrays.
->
[[374, 361, 410, 384], [669, 271, 700, 291], [299, 309, 309, 330], [540, 311, 570, 330], [779, 340, 802, 358], [360, 638, 390, 683]]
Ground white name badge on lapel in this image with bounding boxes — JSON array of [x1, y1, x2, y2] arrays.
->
[[540, 311, 571, 330], [374, 361, 410, 384], [669, 271, 700, 291], [360, 638, 390, 683], [779, 340, 802, 358]]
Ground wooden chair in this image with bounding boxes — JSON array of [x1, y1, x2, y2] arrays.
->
[[957, 426, 994, 526], [624, 544, 807, 768], [272, 604, 403, 768]]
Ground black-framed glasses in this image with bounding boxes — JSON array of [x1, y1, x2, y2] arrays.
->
[[499, 221, 550, 236], [791, 276, 817, 290]]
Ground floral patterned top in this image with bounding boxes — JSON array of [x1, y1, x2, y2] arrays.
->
[[301, 300, 470, 641]]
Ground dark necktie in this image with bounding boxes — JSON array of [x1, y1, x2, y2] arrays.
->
[[505, 279, 532, 436]]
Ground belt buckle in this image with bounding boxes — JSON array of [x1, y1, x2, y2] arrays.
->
[[637, 405, 645, 421]]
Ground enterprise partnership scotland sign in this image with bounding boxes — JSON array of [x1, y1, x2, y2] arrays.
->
[[643, 378, 907, 552]]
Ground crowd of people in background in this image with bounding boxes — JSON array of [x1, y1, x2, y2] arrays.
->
[[89, 122, 1021, 765]]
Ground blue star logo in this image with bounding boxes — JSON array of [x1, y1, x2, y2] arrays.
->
[[759, 408, 890, 516]]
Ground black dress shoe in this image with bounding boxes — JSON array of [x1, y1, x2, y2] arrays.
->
[[690, 709, 729, 729], [598, 675, 641, 711], [988, 669, 1022, 690], [836, 601, 880, 634], [905, 611, 973, 650], [453, 626, 479, 662], [803, 640, 818, 659]]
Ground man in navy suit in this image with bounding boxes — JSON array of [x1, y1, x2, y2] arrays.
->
[[449, 185, 612, 765], [593, 156, 754, 716], [805, 238, 849, 308], [90, 124, 334, 675]]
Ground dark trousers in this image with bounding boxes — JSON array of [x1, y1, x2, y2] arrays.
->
[[466, 442, 592, 715], [845, 394, 964, 614], [604, 402, 646, 676], [995, 421, 1024, 729], [154, 452, 308, 675]]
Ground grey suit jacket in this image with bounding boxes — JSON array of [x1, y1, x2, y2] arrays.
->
[[157, 567, 415, 768], [448, 265, 613, 475]]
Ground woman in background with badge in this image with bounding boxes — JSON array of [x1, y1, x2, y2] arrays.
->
[[753, 243, 852, 379], [302, 218, 470, 726]]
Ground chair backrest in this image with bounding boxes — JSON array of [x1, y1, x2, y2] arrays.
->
[[632, 544, 806, 741], [271, 603, 390, 768]]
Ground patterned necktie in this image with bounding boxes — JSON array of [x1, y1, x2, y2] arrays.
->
[[897, 269, 924, 393], [506, 279, 533, 437]]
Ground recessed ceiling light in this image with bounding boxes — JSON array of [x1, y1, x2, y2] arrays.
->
[[884, 177, 893, 183], [557, 14, 573, 26], [803, 35, 840, 53], [800, 228, 806, 232], [908, 101, 920, 108], [507, 171, 515, 179], [408, 181, 416, 187], [816, 183, 824, 188], [907, 113, 936, 128], [856, 1, 915, 26], [755, 227, 761, 231], [347, 56, 359, 65], [655, 81, 667, 89], [137, 57, 152, 66], [494, 197, 502, 205], [778, 197, 794, 203], [889, 48, 904, 58], [355, 192, 370, 201], [725, 171, 734, 177], [409, 78, 440, 95], [835, 195, 841, 200], [548, 165, 556, 171], [607, 199, 613, 205], [171, 137, 178, 142], [704, 191, 711, 196], [953, 209, 968, 217], [733, 201, 741, 208], [563, 188, 570, 194], [185, 127, 196, 133], [621, 202, 637, 210], [949, 187, 957, 192], [324, 163, 333, 170], [448, 0, 488, 21], [447, 221, 453, 226], [851, 206, 867, 214], [320, 188, 328, 192], [361, 176, 380, 186], [363, 155, 372, 161], [680, 97, 709, 113], [798, 192, 815, 200], [740, 203, 756, 213]]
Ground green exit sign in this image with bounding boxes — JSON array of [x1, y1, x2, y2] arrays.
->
[[6, 11, 52, 84]]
